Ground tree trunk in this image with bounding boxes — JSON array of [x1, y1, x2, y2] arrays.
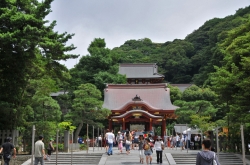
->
[[74, 122, 83, 143]]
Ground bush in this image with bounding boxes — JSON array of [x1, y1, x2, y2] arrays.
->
[[79, 144, 88, 150], [54, 143, 64, 151]]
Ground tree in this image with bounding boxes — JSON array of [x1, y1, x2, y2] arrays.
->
[[65, 83, 110, 142], [0, 0, 78, 129], [70, 38, 126, 94], [168, 84, 182, 103], [174, 85, 217, 126], [210, 20, 250, 152]]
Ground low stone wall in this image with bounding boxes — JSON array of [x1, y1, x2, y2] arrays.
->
[[0, 155, 31, 165]]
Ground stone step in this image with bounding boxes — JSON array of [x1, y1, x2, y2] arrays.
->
[[171, 153, 248, 165], [44, 153, 102, 165]]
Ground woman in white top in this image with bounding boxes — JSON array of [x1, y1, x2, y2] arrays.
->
[[154, 136, 164, 164]]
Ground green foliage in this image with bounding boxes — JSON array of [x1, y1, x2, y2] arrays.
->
[[190, 115, 215, 133], [186, 6, 250, 85], [168, 84, 182, 103], [65, 83, 110, 141], [0, 0, 77, 129], [79, 143, 88, 150], [70, 38, 126, 95], [174, 85, 217, 125], [210, 18, 250, 144], [56, 143, 64, 151], [58, 121, 76, 131]]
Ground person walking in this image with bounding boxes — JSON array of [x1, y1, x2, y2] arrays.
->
[[124, 130, 132, 155], [176, 134, 180, 147], [47, 138, 54, 160], [196, 138, 220, 165], [0, 137, 16, 165], [180, 134, 185, 150], [105, 129, 115, 156], [138, 135, 145, 164], [98, 135, 102, 147], [167, 137, 170, 148], [154, 136, 164, 164], [144, 138, 153, 164], [34, 135, 46, 165], [116, 131, 123, 154]]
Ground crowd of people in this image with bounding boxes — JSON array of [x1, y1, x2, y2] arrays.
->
[[101, 129, 220, 165], [165, 133, 202, 150], [0, 130, 219, 165], [103, 129, 164, 164]]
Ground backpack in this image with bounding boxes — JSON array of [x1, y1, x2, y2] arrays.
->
[[143, 143, 150, 150], [78, 138, 83, 144]]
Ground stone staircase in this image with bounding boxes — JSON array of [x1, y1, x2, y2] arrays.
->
[[44, 153, 103, 165], [218, 153, 247, 165], [171, 153, 196, 165], [170, 153, 248, 165]]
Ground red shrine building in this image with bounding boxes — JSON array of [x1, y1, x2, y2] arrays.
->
[[102, 63, 178, 136]]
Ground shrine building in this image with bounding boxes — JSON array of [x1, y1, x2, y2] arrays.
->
[[102, 63, 178, 136]]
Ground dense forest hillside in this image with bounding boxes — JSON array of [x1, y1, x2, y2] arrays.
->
[[111, 6, 250, 85]]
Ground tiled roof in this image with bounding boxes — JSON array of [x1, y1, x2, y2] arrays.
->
[[50, 91, 68, 96], [171, 84, 192, 92], [103, 84, 178, 111], [119, 63, 164, 78]]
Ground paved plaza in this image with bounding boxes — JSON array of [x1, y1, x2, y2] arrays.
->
[[22, 146, 250, 165], [80, 147, 199, 165]]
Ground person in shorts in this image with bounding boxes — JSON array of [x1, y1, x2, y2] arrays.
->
[[144, 138, 153, 164], [47, 138, 54, 160], [124, 131, 132, 155]]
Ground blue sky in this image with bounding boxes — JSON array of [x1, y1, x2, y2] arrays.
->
[[45, 0, 250, 68]]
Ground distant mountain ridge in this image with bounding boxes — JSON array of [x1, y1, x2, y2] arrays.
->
[[111, 5, 250, 85]]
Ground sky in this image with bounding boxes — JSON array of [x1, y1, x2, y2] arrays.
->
[[45, 0, 250, 69]]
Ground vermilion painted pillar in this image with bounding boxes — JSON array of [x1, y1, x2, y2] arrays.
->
[[109, 119, 112, 131], [122, 118, 125, 130], [149, 118, 152, 131], [162, 118, 166, 136]]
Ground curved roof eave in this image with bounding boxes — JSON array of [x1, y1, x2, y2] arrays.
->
[[111, 110, 163, 119], [113, 100, 161, 111]]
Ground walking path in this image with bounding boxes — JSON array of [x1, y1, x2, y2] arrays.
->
[[82, 147, 199, 165], [22, 146, 250, 165]]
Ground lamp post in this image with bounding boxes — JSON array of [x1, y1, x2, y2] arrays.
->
[[241, 125, 246, 165], [31, 125, 35, 165], [86, 123, 89, 154], [216, 127, 219, 160], [93, 126, 94, 152], [98, 127, 99, 150]]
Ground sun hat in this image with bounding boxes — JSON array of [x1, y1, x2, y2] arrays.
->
[[157, 136, 162, 140]]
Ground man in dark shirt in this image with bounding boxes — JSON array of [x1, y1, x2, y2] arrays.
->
[[0, 137, 16, 165]]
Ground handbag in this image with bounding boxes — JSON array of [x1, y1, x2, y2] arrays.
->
[[213, 152, 217, 165], [126, 140, 131, 145], [161, 144, 165, 150]]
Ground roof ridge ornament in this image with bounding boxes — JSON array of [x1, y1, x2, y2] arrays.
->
[[132, 94, 142, 101]]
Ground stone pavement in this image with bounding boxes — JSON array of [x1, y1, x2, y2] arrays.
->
[[21, 146, 250, 165], [82, 147, 199, 165]]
